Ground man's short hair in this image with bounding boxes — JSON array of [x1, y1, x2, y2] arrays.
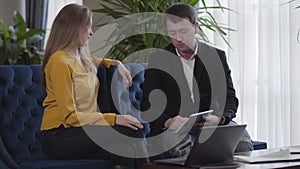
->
[[164, 3, 197, 24]]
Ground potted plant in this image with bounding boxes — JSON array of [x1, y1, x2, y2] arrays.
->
[[92, 0, 232, 62], [0, 11, 45, 65]]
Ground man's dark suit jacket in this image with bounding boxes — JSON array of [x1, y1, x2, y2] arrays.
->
[[141, 41, 238, 136]]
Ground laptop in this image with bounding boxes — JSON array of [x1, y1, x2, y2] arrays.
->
[[154, 124, 247, 167]]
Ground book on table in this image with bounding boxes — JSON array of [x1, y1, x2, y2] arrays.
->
[[234, 148, 300, 164]]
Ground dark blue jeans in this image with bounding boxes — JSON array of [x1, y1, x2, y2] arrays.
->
[[39, 125, 143, 168]]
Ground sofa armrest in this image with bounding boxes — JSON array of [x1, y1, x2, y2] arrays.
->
[[0, 158, 10, 169], [97, 63, 150, 136], [0, 136, 18, 169], [252, 141, 267, 150]]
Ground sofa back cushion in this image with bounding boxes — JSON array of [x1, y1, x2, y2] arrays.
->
[[97, 63, 145, 115], [97, 63, 150, 134], [0, 65, 47, 161]]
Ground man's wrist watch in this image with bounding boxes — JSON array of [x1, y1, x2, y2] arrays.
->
[[219, 116, 226, 125]]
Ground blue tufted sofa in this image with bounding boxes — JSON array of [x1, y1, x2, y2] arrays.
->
[[0, 63, 266, 169], [0, 64, 149, 169]]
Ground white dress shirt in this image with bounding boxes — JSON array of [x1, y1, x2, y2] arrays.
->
[[175, 43, 198, 103]]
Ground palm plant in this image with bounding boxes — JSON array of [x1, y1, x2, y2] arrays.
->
[[0, 11, 45, 65], [92, 0, 232, 62], [284, 0, 300, 43]]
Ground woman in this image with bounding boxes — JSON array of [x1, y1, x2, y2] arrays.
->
[[40, 3, 143, 168]]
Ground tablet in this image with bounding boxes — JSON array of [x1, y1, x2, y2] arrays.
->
[[174, 110, 213, 135]]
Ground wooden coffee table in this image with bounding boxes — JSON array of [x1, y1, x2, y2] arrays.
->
[[142, 146, 300, 169]]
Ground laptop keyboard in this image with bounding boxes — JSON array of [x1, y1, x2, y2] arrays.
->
[[163, 156, 187, 162]]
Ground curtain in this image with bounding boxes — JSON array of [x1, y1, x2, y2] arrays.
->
[[26, 0, 49, 49], [208, 0, 300, 148]]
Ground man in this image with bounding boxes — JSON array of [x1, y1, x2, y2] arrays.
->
[[141, 3, 253, 155]]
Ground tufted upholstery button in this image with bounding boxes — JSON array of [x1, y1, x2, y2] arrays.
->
[[18, 134, 23, 140], [31, 110, 36, 117], [135, 94, 140, 101], [12, 111, 17, 118], [22, 97, 30, 106], [24, 121, 28, 128], [7, 87, 13, 94]]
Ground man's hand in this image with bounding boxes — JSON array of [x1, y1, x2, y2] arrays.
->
[[164, 116, 188, 130], [202, 114, 221, 126], [116, 115, 143, 130]]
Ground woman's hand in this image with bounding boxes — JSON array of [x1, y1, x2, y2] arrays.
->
[[116, 114, 144, 130], [116, 61, 132, 88]]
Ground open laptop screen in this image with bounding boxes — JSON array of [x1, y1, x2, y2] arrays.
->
[[185, 124, 247, 166], [154, 124, 246, 167]]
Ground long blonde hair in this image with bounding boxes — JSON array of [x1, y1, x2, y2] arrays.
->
[[42, 3, 92, 88]]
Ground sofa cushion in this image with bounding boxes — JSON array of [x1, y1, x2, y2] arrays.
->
[[252, 141, 267, 150]]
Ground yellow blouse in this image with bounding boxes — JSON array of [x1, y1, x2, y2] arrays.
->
[[41, 50, 116, 130]]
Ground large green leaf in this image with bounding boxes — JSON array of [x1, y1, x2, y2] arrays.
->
[[13, 11, 27, 44], [0, 20, 9, 43], [25, 29, 45, 38], [92, 0, 233, 61]]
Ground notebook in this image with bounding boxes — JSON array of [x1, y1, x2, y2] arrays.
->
[[154, 124, 247, 167], [234, 148, 300, 164]]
